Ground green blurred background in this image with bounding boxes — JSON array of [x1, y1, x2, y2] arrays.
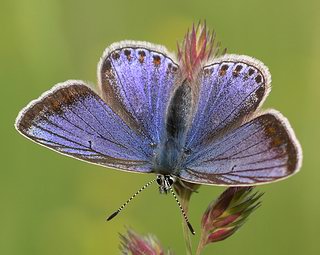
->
[[1, 0, 319, 254]]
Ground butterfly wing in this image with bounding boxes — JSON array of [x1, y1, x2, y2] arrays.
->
[[15, 81, 153, 172], [98, 41, 181, 144], [186, 54, 271, 151], [181, 111, 302, 185]]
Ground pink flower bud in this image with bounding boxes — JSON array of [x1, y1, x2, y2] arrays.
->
[[120, 229, 173, 255], [200, 187, 262, 245], [177, 21, 226, 81]]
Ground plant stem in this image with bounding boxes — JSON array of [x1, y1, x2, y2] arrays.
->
[[174, 181, 200, 255], [195, 231, 205, 255]]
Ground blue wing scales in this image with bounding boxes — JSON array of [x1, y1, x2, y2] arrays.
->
[[15, 81, 153, 172]]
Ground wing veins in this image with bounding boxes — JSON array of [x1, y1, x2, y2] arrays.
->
[[94, 89, 152, 157], [197, 80, 263, 145], [192, 124, 262, 163]]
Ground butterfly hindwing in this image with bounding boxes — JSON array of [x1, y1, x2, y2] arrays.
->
[[15, 81, 153, 172], [181, 111, 302, 185]]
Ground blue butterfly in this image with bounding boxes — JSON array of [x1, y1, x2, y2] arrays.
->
[[15, 34, 302, 234]]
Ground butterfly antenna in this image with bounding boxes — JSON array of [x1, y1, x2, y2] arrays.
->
[[107, 178, 156, 221], [169, 187, 195, 235]]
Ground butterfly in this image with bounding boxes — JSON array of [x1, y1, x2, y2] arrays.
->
[[15, 35, 302, 234]]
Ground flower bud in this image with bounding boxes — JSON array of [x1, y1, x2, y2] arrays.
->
[[201, 187, 263, 244], [177, 21, 225, 81], [120, 229, 173, 255]]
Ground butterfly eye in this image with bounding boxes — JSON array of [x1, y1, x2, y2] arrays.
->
[[156, 176, 162, 185], [168, 177, 174, 186]]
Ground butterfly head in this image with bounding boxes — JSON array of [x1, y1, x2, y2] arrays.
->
[[156, 175, 176, 194]]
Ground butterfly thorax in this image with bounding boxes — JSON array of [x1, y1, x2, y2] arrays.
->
[[152, 138, 189, 176], [152, 80, 193, 176]]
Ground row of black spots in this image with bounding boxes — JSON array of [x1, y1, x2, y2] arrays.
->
[[111, 49, 148, 65], [217, 63, 263, 84], [203, 63, 232, 77], [111, 49, 141, 62], [110, 48, 178, 74], [202, 63, 230, 77], [111, 48, 159, 65]]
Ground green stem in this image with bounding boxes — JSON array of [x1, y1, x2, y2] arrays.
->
[[195, 231, 205, 255], [174, 181, 200, 255]]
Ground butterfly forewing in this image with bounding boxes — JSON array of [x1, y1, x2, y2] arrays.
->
[[98, 41, 181, 144], [181, 111, 302, 185], [186, 55, 271, 151], [15, 81, 153, 172]]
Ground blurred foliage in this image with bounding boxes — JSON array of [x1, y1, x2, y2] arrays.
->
[[1, 0, 319, 254]]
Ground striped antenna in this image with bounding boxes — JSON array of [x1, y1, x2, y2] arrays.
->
[[107, 178, 156, 221], [169, 187, 195, 235]]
